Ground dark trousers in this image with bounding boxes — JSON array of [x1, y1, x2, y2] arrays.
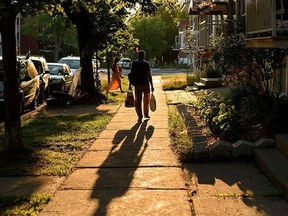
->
[[134, 85, 150, 118]]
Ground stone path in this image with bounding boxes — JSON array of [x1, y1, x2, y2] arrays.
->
[[165, 90, 197, 105], [39, 76, 192, 215]]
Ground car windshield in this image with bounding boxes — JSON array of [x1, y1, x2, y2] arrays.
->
[[58, 59, 80, 69], [48, 65, 64, 75]]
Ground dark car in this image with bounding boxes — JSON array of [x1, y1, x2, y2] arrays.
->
[[47, 63, 73, 93], [0, 56, 42, 115]]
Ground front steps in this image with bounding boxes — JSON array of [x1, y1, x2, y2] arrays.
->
[[187, 78, 223, 91], [254, 134, 288, 199]]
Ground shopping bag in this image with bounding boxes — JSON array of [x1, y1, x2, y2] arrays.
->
[[150, 93, 156, 112], [125, 90, 134, 107]]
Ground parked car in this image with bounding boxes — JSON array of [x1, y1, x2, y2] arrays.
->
[[20, 55, 50, 103], [58, 56, 80, 75], [47, 63, 73, 93], [0, 56, 42, 115], [119, 58, 131, 69], [57, 56, 101, 89]]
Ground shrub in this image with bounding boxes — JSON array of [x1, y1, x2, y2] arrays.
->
[[204, 66, 221, 78], [195, 90, 242, 141]]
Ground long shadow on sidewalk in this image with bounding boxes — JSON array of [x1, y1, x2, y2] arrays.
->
[[91, 119, 154, 215]]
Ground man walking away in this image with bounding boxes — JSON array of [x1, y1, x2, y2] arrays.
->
[[129, 50, 154, 121]]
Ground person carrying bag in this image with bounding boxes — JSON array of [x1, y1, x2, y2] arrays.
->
[[128, 50, 154, 121]]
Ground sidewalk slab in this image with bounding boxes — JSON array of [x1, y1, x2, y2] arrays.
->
[[97, 128, 169, 139], [39, 190, 191, 216], [60, 167, 186, 190], [111, 115, 168, 122], [105, 120, 168, 130], [90, 137, 171, 150], [76, 149, 180, 168]]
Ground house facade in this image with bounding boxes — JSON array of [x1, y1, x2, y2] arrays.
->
[[176, 0, 288, 95], [178, 0, 230, 71]]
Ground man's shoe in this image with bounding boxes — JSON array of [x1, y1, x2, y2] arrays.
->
[[144, 115, 150, 119]]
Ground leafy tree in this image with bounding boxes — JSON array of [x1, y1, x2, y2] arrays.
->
[[129, 0, 187, 62], [0, 0, 48, 152], [55, 0, 157, 95], [21, 14, 78, 61], [130, 15, 167, 60]]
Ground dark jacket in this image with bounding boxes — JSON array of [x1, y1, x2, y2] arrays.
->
[[130, 59, 151, 86]]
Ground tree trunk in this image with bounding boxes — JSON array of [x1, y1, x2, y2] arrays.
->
[[62, 0, 96, 95], [53, 18, 62, 62], [0, 14, 24, 152], [76, 25, 96, 95]]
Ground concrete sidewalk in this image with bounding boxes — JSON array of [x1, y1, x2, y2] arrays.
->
[[39, 76, 192, 215]]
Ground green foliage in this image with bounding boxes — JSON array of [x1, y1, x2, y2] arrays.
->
[[129, 0, 188, 62], [168, 106, 193, 161], [162, 74, 197, 90], [130, 15, 167, 59], [204, 66, 221, 78], [195, 87, 288, 141], [0, 193, 51, 216], [195, 90, 242, 141], [227, 86, 288, 134]]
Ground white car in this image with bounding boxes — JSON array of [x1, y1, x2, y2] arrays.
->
[[58, 56, 81, 75], [57, 56, 101, 89], [119, 58, 131, 69]]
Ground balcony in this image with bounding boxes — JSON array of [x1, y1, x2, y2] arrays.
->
[[189, 1, 228, 15], [246, 0, 288, 48], [180, 0, 191, 13]]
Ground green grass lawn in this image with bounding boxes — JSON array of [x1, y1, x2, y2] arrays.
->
[[0, 113, 112, 176], [161, 74, 198, 90]]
